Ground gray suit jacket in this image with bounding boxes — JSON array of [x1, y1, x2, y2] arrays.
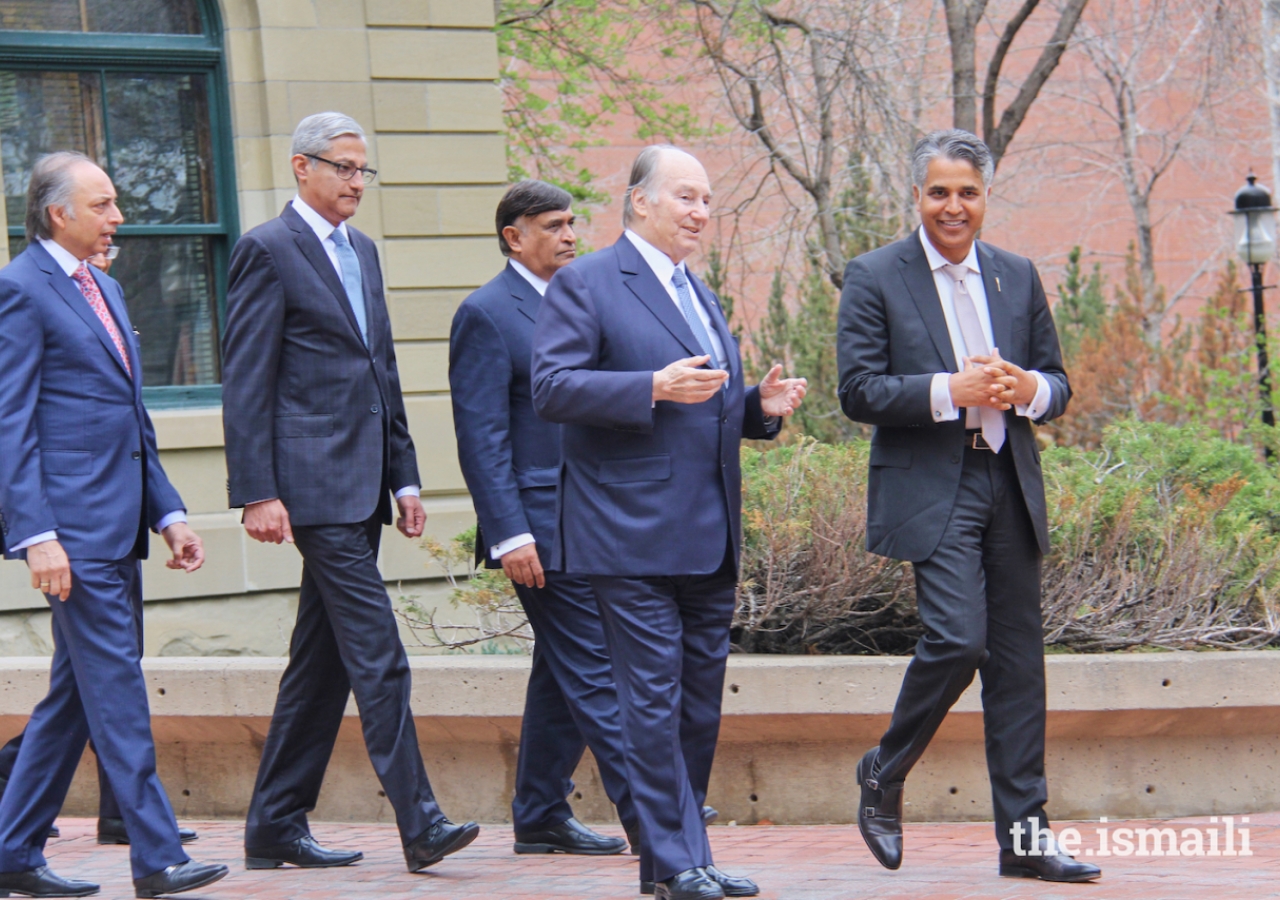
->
[[836, 233, 1069, 562], [221, 204, 419, 527]]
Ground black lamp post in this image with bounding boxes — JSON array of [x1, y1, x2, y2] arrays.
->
[[1231, 174, 1278, 451]]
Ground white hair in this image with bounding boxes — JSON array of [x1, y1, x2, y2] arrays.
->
[[622, 144, 700, 227], [290, 112, 366, 161]]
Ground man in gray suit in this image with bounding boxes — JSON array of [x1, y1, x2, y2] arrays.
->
[[222, 112, 478, 875], [837, 130, 1097, 882]]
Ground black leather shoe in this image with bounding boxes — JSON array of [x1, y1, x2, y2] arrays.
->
[[702, 806, 718, 825], [654, 868, 724, 900], [703, 866, 758, 897], [98, 819, 198, 846], [856, 746, 903, 870], [514, 817, 626, 855], [46, 826, 60, 840], [404, 818, 480, 872], [244, 835, 362, 869], [0, 866, 99, 898], [133, 860, 228, 898], [999, 846, 1101, 882]]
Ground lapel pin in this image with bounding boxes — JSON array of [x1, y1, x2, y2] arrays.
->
[[995, 277, 1001, 292]]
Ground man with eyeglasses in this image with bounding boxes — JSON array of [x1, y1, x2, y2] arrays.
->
[[222, 112, 479, 876]]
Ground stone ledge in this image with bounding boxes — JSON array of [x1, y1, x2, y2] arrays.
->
[[2, 652, 1275, 825]]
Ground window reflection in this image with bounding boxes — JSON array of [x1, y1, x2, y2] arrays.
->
[[0, 0, 202, 35]]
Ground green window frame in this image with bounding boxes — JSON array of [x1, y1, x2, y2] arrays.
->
[[0, 0, 238, 409]]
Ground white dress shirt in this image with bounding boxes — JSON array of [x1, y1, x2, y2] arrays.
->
[[10, 240, 186, 553], [488, 259, 548, 561], [624, 229, 728, 372], [919, 228, 1051, 425], [289, 196, 419, 502]]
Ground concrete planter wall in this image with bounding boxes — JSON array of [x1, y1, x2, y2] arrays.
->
[[0, 652, 1274, 826]]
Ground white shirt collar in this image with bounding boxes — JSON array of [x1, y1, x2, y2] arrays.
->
[[919, 226, 980, 275], [625, 229, 687, 285], [291, 195, 349, 244], [38, 238, 86, 277], [508, 258, 549, 296]]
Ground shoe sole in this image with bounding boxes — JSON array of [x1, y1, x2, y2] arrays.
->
[[512, 841, 626, 856], [0, 890, 99, 899], [999, 863, 1100, 883], [100, 835, 199, 847], [407, 824, 480, 873], [244, 853, 362, 870], [135, 867, 227, 899], [856, 755, 902, 871]]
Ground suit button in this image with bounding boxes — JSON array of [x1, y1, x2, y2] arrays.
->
[[371, 405, 379, 414], [950, 454, 960, 464], [132, 451, 141, 460]]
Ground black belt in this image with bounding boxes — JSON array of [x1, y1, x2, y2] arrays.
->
[[964, 429, 995, 451]]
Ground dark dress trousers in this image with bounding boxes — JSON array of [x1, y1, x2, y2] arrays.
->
[[0, 242, 189, 880], [222, 204, 443, 849], [531, 236, 777, 883], [836, 233, 1070, 849], [449, 262, 638, 836]]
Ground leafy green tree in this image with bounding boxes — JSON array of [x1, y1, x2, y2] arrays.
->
[[1054, 245, 1107, 358]]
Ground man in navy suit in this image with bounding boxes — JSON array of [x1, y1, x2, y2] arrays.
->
[[222, 113, 477, 875], [532, 146, 807, 900], [837, 130, 1096, 882], [0, 151, 228, 898], [450, 180, 637, 857]]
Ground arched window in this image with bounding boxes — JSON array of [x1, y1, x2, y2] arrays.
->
[[0, 0, 237, 408]]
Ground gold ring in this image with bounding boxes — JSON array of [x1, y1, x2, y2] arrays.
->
[[39, 582, 50, 588]]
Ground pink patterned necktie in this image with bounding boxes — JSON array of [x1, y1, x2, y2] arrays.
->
[[71, 261, 131, 376]]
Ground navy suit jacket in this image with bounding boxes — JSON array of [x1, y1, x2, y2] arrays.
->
[[531, 236, 777, 577], [450, 263, 561, 569], [222, 204, 419, 527], [837, 234, 1070, 562], [0, 242, 183, 561]]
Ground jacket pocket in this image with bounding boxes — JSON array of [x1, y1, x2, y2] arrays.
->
[[42, 450, 92, 475], [274, 414, 335, 438], [516, 466, 560, 489], [869, 445, 912, 469], [597, 455, 671, 484]]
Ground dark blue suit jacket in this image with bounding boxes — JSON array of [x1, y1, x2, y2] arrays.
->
[[531, 236, 777, 577], [222, 204, 419, 527], [837, 234, 1070, 562], [0, 242, 183, 561], [450, 263, 561, 569]]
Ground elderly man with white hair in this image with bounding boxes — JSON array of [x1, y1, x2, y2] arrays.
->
[[222, 112, 479, 875]]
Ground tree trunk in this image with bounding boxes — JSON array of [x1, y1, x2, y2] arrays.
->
[[944, 0, 986, 133]]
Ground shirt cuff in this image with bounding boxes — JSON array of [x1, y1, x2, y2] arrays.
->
[[394, 485, 420, 499], [156, 510, 187, 533], [930, 372, 959, 422], [1015, 372, 1052, 420], [10, 530, 56, 553], [491, 533, 535, 560]]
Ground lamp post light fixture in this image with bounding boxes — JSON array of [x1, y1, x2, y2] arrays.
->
[[1231, 173, 1278, 452]]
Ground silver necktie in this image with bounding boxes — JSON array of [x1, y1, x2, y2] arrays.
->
[[943, 263, 1004, 453]]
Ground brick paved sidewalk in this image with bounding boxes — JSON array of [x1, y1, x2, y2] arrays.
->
[[37, 813, 1280, 900]]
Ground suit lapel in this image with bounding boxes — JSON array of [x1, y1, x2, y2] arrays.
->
[[977, 241, 1013, 360], [502, 263, 543, 324], [282, 205, 367, 347], [615, 237, 705, 359], [30, 245, 133, 382], [96, 272, 142, 395], [897, 237, 958, 372]]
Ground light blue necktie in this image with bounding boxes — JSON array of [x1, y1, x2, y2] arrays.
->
[[329, 227, 368, 343], [670, 266, 726, 371]]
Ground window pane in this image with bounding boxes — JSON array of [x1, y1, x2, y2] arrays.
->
[[0, 0, 202, 34], [0, 70, 105, 229], [105, 73, 214, 225], [7, 235, 221, 387]]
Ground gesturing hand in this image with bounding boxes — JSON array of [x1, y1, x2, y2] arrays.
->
[[162, 522, 205, 573], [653, 355, 729, 404], [243, 498, 293, 544], [396, 494, 426, 538], [970, 349, 1038, 407], [758, 364, 808, 418], [501, 543, 545, 589], [27, 539, 71, 601], [948, 358, 1015, 410]]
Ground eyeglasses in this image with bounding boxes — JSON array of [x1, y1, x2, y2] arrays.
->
[[304, 154, 378, 184]]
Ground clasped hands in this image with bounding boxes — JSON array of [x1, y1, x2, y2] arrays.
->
[[653, 356, 808, 417], [948, 349, 1037, 410], [27, 522, 203, 602]]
